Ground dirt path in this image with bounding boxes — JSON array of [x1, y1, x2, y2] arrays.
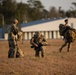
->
[[0, 39, 76, 75]]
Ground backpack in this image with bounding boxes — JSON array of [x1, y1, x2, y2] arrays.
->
[[59, 24, 65, 36], [65, 30, 76, 42]]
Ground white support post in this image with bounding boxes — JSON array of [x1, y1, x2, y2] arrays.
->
[[58, 31, 61, 39], [41, 31, 44, 36], [54, 31, 56, 39], [29, 32, 31, 40], [24, 32, 27, 40], [45, 31, 48, 39], [49, 31, 52, 39]]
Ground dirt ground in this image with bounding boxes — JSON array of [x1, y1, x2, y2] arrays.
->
[[0, 39, 76, 75]]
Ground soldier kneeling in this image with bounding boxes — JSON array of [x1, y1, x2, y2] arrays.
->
[[30, 32, 47, 58]]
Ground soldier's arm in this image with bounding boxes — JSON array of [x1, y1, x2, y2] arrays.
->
[[30, 37, 38, 47], [13, 25, 19, 35], [42, 36, 47, 45]]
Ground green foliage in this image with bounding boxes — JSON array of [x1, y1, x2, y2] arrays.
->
[[27, 0, 44, 21], [27, 0, 44, 9], [49, 6, 59, 18], [0, 0, 76, 28], [65, 2, 76, 17], [0, 0, 17, 24]]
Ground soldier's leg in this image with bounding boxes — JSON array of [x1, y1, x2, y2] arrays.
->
[[14, 45, 18, 58], [41, 49, 44, 57], [9, 43, 17, 58], [67, 43, 70, 52], [8, 47, 13, 58], [35, 48, 39, 57], [40, 47, 44, 57], [41, 49, 44, 58], [8, 47, 16, 58], [8, 42, 11, 58], [16, 46, 24, 58], [59, 42, 67, 52], [8, 41, 15, 58], [13, 40, 18, 58]]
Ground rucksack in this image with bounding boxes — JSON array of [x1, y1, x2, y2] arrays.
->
[[65, 30, 76, 42]]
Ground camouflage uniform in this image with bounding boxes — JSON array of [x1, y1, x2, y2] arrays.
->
[[8, 24, 24, 58], [30, 32, 47, 57], [63, 19, 76, 36], [59, 20, 76, 52]]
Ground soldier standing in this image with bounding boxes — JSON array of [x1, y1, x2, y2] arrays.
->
[[30, 32, 47, 58], [8, 19, 24, 58]]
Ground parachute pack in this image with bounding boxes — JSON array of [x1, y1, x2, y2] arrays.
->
[[59, 24, 66, 36], [65, 30, 76, 42]]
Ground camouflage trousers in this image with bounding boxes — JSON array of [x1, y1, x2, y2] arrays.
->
[[8, 41, 24, 58], [35, 46, 46, 58]]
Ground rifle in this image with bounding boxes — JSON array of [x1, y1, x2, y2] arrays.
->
[[31, 43, 43, 48], [31, 43, 51, 48], [44, 44, 51, 46]]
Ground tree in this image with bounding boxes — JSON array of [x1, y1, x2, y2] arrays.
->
[[27, 0, 44, 9], [65, 2, 76, 18], [49, 6, 59, 18], [27, 0, 44, 21], [72, 2, 76, 10], [15, 2, 29, 23], [71, 2, 76, 17], [0, 0, 29, 24], [58, 7, 65, 18], [0, 0, 17, 24], [42, 9, 49, 19]]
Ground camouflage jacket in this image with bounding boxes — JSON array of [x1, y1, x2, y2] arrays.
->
[[30, 34, 47, 47], [8, 24, 19, 42]]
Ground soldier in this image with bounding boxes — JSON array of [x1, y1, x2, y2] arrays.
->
[[30, 32, 47, 58], [64, 19, 69, 26], [59, 19, 76, 38], [59, 19, 76, 52], [60, 19, 69, 35], [8, 19, 24, 58], [63, 19, 76, 34]]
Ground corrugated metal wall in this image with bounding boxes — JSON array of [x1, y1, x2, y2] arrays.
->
[[0, 28, 3, 38]]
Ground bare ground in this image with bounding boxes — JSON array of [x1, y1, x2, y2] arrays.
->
[[0, 39, 76, 75]]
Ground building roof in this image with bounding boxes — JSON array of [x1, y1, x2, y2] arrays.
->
[[21, 17, 76, 32], [0, 28, 3, 38], [21, 18, 63, 28]]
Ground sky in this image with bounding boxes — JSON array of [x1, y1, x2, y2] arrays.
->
[[16, 0, 76, 11]]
